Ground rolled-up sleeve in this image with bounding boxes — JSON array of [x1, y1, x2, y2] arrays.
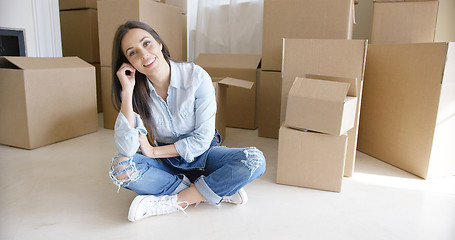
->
[[114, 111, 148, 157], [174, 70, 216, 162]]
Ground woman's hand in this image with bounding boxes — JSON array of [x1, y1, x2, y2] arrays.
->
[[139, 133, 155, 158], [116, 63, 137, 94]]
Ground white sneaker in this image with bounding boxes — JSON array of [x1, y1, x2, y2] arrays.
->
[[128, 195, 188, 222], [222, 188, 248, 205]]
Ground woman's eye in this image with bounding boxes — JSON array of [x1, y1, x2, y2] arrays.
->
[[128, 51, 136, 57], [144, 41, 151, 47]]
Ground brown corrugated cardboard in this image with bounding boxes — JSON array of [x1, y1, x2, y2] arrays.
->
[[91, 63, 102, 113], [59, 0, 97, 10], [195, 54, 261, 129], [282, 38, 367, 177], [258, 70, 281, 139], [277, 126, 348, 192], [0, 57, 98, 149], [370, 0, 439, 44], [213, 77, 254, 140], [60, 9, 100, 63], [101, 66, 117, 129], [358, 42, 455, 179], [97, 0, 184, 67], [285, 77, 357, 136], [262, 0, 354, 71]]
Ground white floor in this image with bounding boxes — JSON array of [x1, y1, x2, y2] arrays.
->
[[1, 115, 454, 240]]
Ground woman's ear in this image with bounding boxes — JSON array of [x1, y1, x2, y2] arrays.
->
[[159, 42, 163, 51]]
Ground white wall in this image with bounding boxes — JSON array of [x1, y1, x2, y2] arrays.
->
[[0, 0, 62, 57]]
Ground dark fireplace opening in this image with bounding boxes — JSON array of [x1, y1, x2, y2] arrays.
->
[[0, 28, 26, 56]]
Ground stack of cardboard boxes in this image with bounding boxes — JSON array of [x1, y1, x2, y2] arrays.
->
[[358, 0, 455, 179], [97, 0, 186, 129], [59, 0, 102, 112], [258, 0, 356, 139]]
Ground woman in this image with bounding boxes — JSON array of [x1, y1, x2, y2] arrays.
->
[[109, 20, 266, 222]]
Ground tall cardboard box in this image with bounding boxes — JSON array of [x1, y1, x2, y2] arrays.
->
[[97, 0, 184, 67], [258, 70, 281, 139], [101, 66, 117, 129], [282, 39, 367, 177], [285, 77, 357, 136], [262, 0, 355, 71], [59, 0, 98, 10], [0, 57, 98, 149], [358, 42, 455, 179], [195, 54, 261, 129], [60, 9, 100, 63], [213, 78, 254, 141], [277, 126, 348, 192], [370, 0, 439, 44]]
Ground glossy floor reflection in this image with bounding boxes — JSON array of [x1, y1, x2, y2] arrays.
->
[[1, 115, 454, 240]]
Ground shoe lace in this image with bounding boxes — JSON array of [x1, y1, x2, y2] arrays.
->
[[145, 196, 189, 216]]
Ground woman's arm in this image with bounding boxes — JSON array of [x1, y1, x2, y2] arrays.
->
[[138, 134, 180, 158]]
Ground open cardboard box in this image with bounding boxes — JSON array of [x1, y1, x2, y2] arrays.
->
[[285, 77, 357, 136], [358, 42, 455, 179], [277, 126, 348, 192], [0, 57, 98, 149], [195, 54, 261, 130], [282, 38, 367, 177]]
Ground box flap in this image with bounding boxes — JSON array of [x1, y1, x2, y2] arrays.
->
[[195, 54, 261, 69], [290, 77, 350, 102], [305, 74, 358, 97], [218, 77, 254, 89], [1, 57, 91, 70]]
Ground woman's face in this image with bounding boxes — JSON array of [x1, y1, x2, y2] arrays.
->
[[121, 28, 164, 76]]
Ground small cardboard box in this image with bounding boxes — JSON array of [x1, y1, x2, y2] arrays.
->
[[213, 77, 254, 140], [285, 77, 357, 136], [0, 57, 98, 149], [277, 126, 348, 192], [282, 38, 367, 177], [262, 0, 355, 71], [358, 42, 455, 179], [258, 70, 281, 139], [60, 9, 100, 63], [370, 0, 439, 44], [195, 54, 261, 129], [97, 0, 184, 67], [59, 0, 97, 10]]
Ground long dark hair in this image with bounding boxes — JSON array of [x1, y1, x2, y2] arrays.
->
[[111, 20, 172, 145]]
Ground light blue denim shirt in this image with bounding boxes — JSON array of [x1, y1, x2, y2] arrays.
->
[[114, 60, 216, 162]]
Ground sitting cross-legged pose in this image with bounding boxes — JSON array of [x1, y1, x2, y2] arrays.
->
[[108, 20, 266, 222]]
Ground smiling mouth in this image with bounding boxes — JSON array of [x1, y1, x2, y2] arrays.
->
[[143, 57, 156, 67]]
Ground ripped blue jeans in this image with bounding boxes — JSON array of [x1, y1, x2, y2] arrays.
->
[[109, 146, 266, 205]]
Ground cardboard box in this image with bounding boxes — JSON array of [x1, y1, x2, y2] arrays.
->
[[282, 38, 367, 177], [90, 63, 102, 113], [358, 42, 455, 179], [370, 0, 439, 44], [258, 70, 281, 139], [157, 0, 188, 14], [285, 77, 357, 136], [213, 78, 254, 140], [59, 0, 97, 10], [60, 9, 100, 63], [277, 126, 348, 192], [101, 66, 117, 129], [262, 0, 355, 71], [195, 54, 261, 129], [97, 0, 184, 67], [0, 57, 98, 149]]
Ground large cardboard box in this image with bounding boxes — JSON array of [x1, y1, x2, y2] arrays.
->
[[262, 0, 355, 71], [59, 0, 97, 10], [101, 66, 117, 129], [282, 39, 367, 177], [258, 70, 281, 139], [358, 42, 455, 179], [195, 54, 261, 129], [277, 126, 348, 192], [0, 57, 98, 149], [370, 0, 439, 44], [213, 78, 254, 141], [91, 63, 102, 113], [285, 77, 357, 136], [60, 9, 100, 63], [97, 0, 184, 67]]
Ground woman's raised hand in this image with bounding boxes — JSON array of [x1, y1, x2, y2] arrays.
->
[[116, 63, 137, 94]]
